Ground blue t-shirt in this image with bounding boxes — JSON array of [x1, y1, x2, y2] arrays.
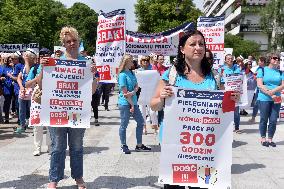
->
[[257, 66, 284, 101], [20, 66, 31, 87], [26, 64, 42, 81], [118, 70, 138, 105], [162, 69, 217, 90], [218, 64, 241, 84], [2, 66, 14, 95], [13, 63, 24, 95]]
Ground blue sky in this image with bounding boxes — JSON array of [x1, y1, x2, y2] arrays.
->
[[58, 0, 203, 31]]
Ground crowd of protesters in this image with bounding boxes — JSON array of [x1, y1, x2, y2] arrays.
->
[[0, 27, 283, 189]]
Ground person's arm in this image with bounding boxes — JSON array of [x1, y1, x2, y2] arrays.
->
[[92, 78, 97, 95], [257, 77, 270, 96], [17, 72, 24, 90], [150, 80, 174, 111], [7, 73, 17, 81], [269, 80, 284, 95]]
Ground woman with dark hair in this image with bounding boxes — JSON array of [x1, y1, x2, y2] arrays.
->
[[150, 29, 223, 189], [1, 56, 15, 123]]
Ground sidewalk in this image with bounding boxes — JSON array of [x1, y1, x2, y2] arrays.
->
[[0, 93, 284, 189]]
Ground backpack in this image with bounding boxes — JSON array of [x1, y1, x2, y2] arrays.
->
[[32, 64, 40, 77]]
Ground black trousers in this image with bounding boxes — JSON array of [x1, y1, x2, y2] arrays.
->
[[92, 92, 101, 119], [3, 94, 12, 120], [101, 83, 112, 109]]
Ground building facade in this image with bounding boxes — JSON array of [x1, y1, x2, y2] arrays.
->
[[203, 0, 271, 51]]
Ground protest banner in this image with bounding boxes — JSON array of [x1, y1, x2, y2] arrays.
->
[[40, 58, 92, 128], [126, 22, 194, 56], [197, 16, 225, 69], [29, 100, 43, 126], [135, 70, 160, 105], [159, 88, 234, 188], [0, 43, 39, 53], [95, 9, 126, 83], [223, 73, 248, 107]]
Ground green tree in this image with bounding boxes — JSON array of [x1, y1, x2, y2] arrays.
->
[[260, 0, 284, 51], [135, 0, 202, 33], [225, 34, 260, 58], [0, 0, 66, 49], [58, 2, 98, 54]]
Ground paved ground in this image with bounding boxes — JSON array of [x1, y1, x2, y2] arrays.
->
[[0, 93, 284, 189]]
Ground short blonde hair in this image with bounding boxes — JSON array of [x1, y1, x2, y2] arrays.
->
[[60, 26, 80, 44], [118, 54, 133, 75]]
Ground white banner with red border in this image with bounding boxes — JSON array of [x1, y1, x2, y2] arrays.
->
[[197, 16, 225, 69], [40, 58, 92, 128], [159, 88, 234, 188]]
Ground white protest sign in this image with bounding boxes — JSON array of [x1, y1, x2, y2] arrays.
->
[[224, 48, 233, 56], [197, 16, 225, 69], [40, 58, 92, 128], [95, 9, 126, 83], [159, 88, 233, 188], [136, 70, 160, 105], [224, 73, 248, 107]]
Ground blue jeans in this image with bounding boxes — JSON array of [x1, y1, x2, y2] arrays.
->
[[252, 100, 259, 117], [49, 127, 85, 182], [119, 105, 144, 146], [259, 101, 280, 139], [234, 106, 240, 130], [18, 98, 31, 128]]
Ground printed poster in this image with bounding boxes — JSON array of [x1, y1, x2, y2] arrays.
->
[[223, 73, 248, 107], [40, 58, 92, 128], [197, 16, 225, 69], [126, 22, 194, 56], [159, 88, 234, 188], [95, 9, 126, 83]]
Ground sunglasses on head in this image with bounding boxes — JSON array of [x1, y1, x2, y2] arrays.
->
[[272, 57, 279, 61]]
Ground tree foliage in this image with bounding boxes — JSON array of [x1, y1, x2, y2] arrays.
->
[[260, 0, 284, 51], [57, 3, 98, 53], [0, 0, 98, 54], [225, 34, 260, 58], [135, 0, 202, 33]]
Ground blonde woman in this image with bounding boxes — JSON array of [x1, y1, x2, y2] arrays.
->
[[118, 54, 151, 154], [29, 26, 96, 189], [15, 48, 37, 134]]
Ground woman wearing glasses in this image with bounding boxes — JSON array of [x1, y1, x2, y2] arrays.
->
[[257, 53, 284, 147]]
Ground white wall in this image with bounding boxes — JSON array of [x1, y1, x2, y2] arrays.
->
[[243, 33, 269, 50]]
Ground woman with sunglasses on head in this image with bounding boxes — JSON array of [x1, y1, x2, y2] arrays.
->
[[137, 56, 159, 135], [257, 53, 284, 147]]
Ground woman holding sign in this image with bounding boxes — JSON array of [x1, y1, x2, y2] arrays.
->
[[117, 54, 151, 154], [35, 26, 96, 189], [150, 30, 239, 189], [257, 53, 284, 147]]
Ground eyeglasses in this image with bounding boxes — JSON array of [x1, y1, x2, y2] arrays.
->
[[272, 57, 279, 61], [141, 59, 149, 61]]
